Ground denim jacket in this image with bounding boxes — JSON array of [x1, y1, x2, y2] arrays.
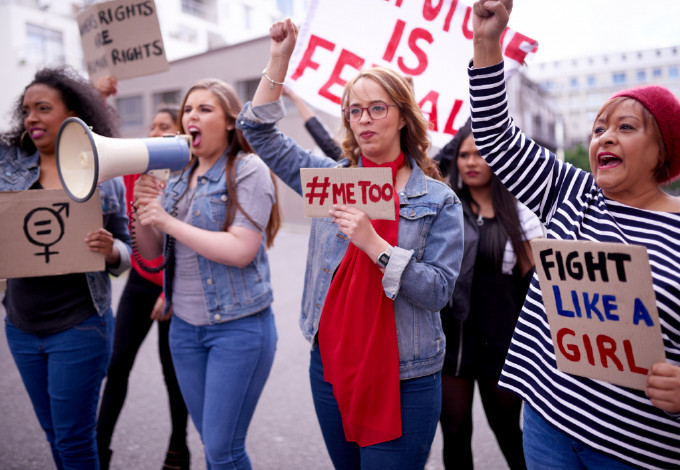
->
[[0, 145, 131, 315], [237, 100, 463, 379], [161, 150, 274, 323]]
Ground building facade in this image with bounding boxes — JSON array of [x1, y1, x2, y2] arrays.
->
[[0, 0, 308, 128], [527, 45, 680, 149]]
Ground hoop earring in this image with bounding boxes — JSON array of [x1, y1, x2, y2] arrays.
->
[[19, 130, 32, 153]]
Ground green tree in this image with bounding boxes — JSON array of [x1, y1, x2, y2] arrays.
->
[[564, 144, 590, 172]]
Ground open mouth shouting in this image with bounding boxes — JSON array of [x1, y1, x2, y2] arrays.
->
[[597, 152, 622, 170], [187, 125, 202, 147]]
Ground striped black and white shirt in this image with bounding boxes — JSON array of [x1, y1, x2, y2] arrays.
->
[[469, 61, 680, 469]]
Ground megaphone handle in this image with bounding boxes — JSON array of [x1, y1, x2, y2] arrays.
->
[[147, 169, 170, 182]]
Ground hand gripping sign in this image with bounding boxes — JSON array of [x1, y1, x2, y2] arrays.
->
[[531, 239, 666, 390], [300, 167, 395, 220]]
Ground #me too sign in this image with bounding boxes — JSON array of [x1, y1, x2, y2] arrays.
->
[[532, 239, 666, 390], [300, 168, 395, 220], [286, 0, 538, 148], [77, 0, 169, 81]]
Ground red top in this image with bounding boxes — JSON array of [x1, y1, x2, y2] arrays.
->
[[317, 153, 404, 446], [124, 174, 164, 287]]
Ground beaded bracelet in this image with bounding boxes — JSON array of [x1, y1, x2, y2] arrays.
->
[[262, 69, 285, 89]]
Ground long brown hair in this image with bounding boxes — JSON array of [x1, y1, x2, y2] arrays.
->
[[339, 67, 442, 181], [443, 120, 530, 270], [178, 79, 281, 247]]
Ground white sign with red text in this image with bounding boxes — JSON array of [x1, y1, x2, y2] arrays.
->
[[286, 0, 538, 147]]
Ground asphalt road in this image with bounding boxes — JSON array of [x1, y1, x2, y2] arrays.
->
[[0, 223, 508, 469]]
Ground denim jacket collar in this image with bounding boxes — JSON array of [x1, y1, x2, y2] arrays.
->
[[171, 148, 228, 195], [351, 154, 429, 201]]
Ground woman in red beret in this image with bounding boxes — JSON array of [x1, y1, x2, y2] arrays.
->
[[469, 1, 680, 469]]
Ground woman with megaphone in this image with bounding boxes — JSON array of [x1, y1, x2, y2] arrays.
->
[[132, 78, 282, 469], [0, 66, 131, 468], [95, 103, 191, 470]]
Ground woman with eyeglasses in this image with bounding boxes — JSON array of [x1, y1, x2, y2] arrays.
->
[[237, 19, 463, 469]]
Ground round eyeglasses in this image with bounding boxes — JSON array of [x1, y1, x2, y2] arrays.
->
[[342, 103, 398, 122]]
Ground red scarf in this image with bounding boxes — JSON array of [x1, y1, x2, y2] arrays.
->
[[317, 152, 404, 447]]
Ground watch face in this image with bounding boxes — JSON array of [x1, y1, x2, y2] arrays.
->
[[378, 253, 390, 267]]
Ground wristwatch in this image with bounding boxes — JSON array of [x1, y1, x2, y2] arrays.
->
[[376, 247, 392, 268]]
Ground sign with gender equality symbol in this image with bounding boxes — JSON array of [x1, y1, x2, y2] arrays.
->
[[0, 189, 104, 278]]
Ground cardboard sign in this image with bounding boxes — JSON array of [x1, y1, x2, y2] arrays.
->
[[300, 168, 395, 220], [287, 0, 538, 148], [77, 0, 169, 81], [531, 239, 666, 390], [0, 189, 105, 278]]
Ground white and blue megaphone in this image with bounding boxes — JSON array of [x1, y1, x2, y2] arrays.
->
[[56, 117, 191, 202]]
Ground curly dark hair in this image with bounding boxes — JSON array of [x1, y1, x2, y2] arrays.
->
[[0, 65, 119, 153]]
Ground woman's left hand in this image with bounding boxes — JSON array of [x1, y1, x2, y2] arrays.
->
[[136, 198, 173, 234], [646, 362, 680, 413], [85, 227, 119, 264], [329, 204, 381, 254]]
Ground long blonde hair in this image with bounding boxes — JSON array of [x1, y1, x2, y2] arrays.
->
[[339, 67, 442, 180]]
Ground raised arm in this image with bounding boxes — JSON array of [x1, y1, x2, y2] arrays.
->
[[471, 0, 512, 68], [253, 18, 298, 107]]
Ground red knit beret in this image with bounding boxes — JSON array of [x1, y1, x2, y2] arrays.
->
[[611, 86, 680, 183]]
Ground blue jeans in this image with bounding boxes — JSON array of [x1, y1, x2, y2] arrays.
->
[[523, 404, 638, 469], [309, 345, 441, 470], [169, 307, 277, 470], [5, 309, 113, 470]]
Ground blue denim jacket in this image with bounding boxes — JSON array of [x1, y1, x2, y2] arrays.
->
[[237, 100, 463, 379], [161, 151, 274, 323], [0, 145, 131, 315]]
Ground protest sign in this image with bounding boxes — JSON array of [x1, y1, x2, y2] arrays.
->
[[531, 239, 666, 390], [0, 189, 104, 278], [286, 0, 537, 147], [77, 0, 169, 81], [300, 168, 395, 220]]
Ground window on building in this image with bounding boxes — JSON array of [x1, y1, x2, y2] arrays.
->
[[237, 78, 261, 104], [653, 68, 663, 78], [669, 66, 679, 79], [25, 23, 64, 66], [612, 72, 626, 84], [636, 70, 646, 82], [587, 76, 596, 87], [181, 0, 213, 20], [243, 4, 253, 28], [569, 77, 579, 89], [116, 96, 144, 127], [171, 24, 198, 43], [277, 0, 293, 16], [153, 90, 182, 112]]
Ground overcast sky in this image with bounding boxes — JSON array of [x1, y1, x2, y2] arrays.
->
[[504, 0, 680, 63]]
